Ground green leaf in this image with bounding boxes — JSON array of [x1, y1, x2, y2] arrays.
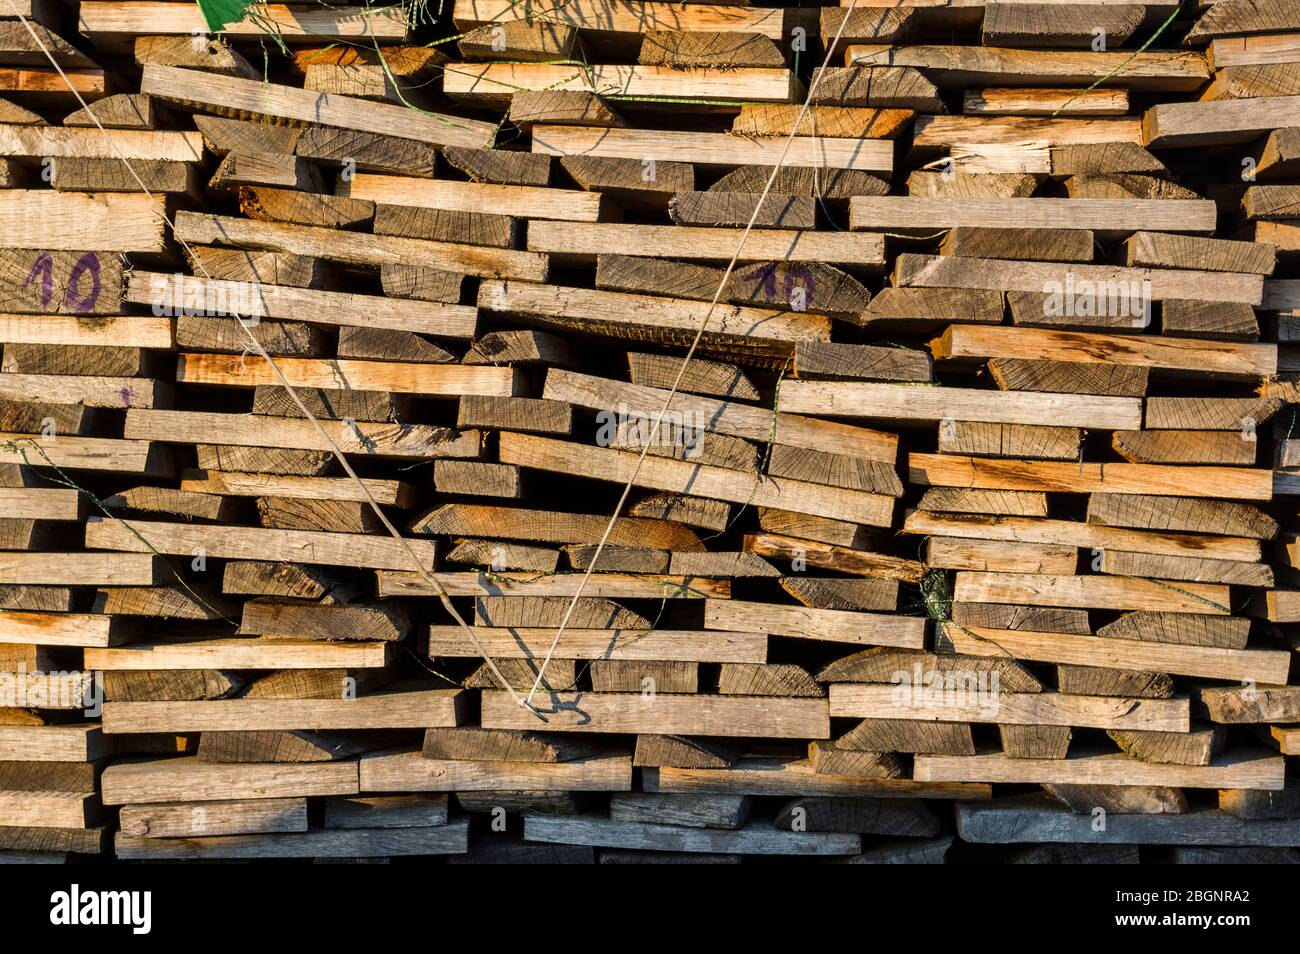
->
[[195, 0, 255, 32]]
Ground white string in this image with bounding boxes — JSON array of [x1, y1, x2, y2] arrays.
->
[[3, 0, 537, 711], [523, 0, 867, 705]]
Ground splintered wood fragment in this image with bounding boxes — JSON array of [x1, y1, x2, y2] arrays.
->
[[509, 90, 624, 128], [1162, 301, 1259, 341], [918, 488, 1048, 517], [1000, 725, 1071, 760], [964, 88, 1129, 116], [629, 494, 730, 532], [847, 44, 1209, 91], [533, 125, 893, 173], [732, 104, 913, 139], [705, 599, 925, 648], [483, 692, 830, 739], [1110, 728, 1222, 767], [780, 382, 1141, 429], [817, 647, 1040, 692], [411, 503, 702, 550], [428, 628, 762, 663], [85, 517, 438, 572], [836, 717, 975, 755], [810, 66, 941, 111], [590, 660, 698, 694], [498, 432, 895, 525], [942, 622, 1287, 684], [1087, 494, 1276, 539], [952, 571, 1229, 615], [908, 454, 1272, 500], [1112, 430, 1256, 465], [780, 577, 898, 612], [852, 197, 1215, 237], [140, 65, 495, 148], [743, 534, 924, 583], [940, 227, 1094, 262], [937, 421, 1080, 460]]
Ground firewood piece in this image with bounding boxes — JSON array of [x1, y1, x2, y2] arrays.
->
[[561, 155, 692, 208], [251, 387, 403, 423], [195, 446, 332, 476], [1043, 785, 1187, 815], [938, 421, 1081, 460], [1112, 430, 1257, 465], [1097, 612, 1248, 649], [775, 797, 941, 836], [97, 585, 234, 620], [52, 157, 196, 194], [989, 359, 1149, 398], [221, 561, 348, 603], [668, 553, 778, 578], [188, 247, 321, 289], [1000, 724, 1071, 759], [1057, 666, 1176, 699], [718, 664, 822, 698], [1145, 396, 1280, 430], [732, 104, 913, 140], [463, 659, 577, 691], [925, 537, 1076, 575], [633, 735, 740, 769], [413, 503, 701, 551], [756, 508, 875, 549], [103, 670, 242, 702], [810, 67, 942, 111], [197, 731, 382, 764], [710, 166, 890, 200], [779, 577, 899, 612], [566, 543, 670, 573], [458, 396, 572, 435], [836, 719, 975, 756], [463, 330, 578, 367], [509, 90, 625, 128], [256, 496, 384, 534], [433, 460, 523, 498], [742, 534, 923, 583], [610, 793, 750, 830], [1186, 0, 1300, 44], [669, 191, 813, 229], [917, 488, 1047, 516], [1126, 230, 1275, 275], [64, 93, 154, 129], [240, 601, 410, 642], [1087, 494, 1277, 539], [380, 264, 464, 303], [444, 147, 551, 186], [374, 202, 517, 248], [209, 151, 322, 192], [1199, 686, 1300, 723], [809, 742, 902, 778], [590, 661, 698, 694], [458, 20, 577, 62], [628, 494, 730, 532], [296, 126, 436, 178], [473, 596, 649, 630], [1066, 174, 1201, 201], [422, 728, 595, 763], [241, 669, 381, 700], [982, 3, 1142, 48], [1162, 300, 1259, 341], [1109, 728, 1223, 767], [941, 226, 1094, 262], [335, 327, 455, 364], [817, 648, 1042, 692], [134, 35, 257, 78], [862, 287, 1004, 332], [240, 186, 374, 230], [638, 31, 783, 67], [445, 539, 560, 573], [766, 445, 903, 496], [176, 315, 325, 357]]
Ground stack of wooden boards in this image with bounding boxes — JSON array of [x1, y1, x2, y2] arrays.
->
[[2, 0, 1300, 863]]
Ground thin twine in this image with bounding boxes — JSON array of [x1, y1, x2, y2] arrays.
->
[[522, 0, 868, 706], [4, 0, 536, 712]]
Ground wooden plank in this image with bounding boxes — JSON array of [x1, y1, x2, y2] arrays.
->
[[0, 552, 157, 585], [0, 725, 111, 762], [939, 623, 1290, 684], [918, 750, 1283, 791], [523, 815, 859, 855], [115, 822, 468, 859], [381, 572, 729, 599], [79, 2, 408, 43], [128, 273, 478, 337], [83, 517, 439, 572], [339, 173, 603, 222], [952, 571, 1230, 614], [101, 757, 358, 805], [779, 382, 1142, 429], [643, 757, 990, 800], [119, 798, 308, 838], [447, 64, 797, 106], [0, 315, 172, 348], [531, 125, 892, 173], [497, 432, 896, 525], [359, 751, 631, 792], [1144, 94, 1300, 148], [909, 454, 1273, 500], [704, 599, 925, 648], [174, 353, 515, 398], [850, 197, 1216, 235], [481, 691, 830, 738], [830, 685, 1189, 731], [427, 628, 765, 663], [0, 191, 165, 252], [103, 690, 464, 733], [86, 638, 389, 671]]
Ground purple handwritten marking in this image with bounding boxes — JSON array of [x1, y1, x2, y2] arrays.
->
[[738, 263, 816, 308], [24, 252, 54, 306], [66, 252, 101, 313], [119, 386, 133, 407]]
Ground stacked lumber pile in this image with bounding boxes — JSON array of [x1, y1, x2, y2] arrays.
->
[[1, 0, 1299, 864]]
